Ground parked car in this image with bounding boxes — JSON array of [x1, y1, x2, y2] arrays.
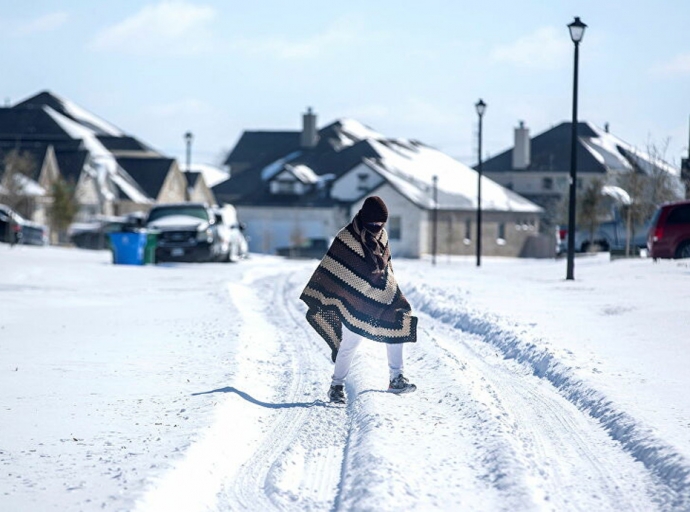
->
[[556, 219, 650, 255], [647, 200, 690, 260], [0, 205, 22, 244], [212, 205, 248, 262], [0, 204, 47, 246], [69, 215, 140, 250], [146, 203, 228, 263], [276, 238, 329, 259]]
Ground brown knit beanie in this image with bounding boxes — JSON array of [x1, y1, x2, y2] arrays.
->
[[359, 196, 388, 223]]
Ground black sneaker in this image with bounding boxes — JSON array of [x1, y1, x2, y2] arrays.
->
[[328, 384, 345, 404], [388, 374, 417, 394]]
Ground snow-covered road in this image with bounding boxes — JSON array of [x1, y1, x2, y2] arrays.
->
[[1, 246, 688, 511]]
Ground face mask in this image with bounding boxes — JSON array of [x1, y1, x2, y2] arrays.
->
[[365, 222, 384, 234]]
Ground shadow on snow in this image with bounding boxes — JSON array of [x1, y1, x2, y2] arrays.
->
[[191, 386, 340, 409]]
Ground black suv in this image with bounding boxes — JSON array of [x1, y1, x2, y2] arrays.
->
[[146, 203, 226, 263]]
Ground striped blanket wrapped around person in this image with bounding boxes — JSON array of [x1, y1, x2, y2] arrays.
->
[[300, 213, 417, 362]]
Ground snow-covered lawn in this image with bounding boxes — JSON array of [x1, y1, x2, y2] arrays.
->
[[1, 245, 688, 511]]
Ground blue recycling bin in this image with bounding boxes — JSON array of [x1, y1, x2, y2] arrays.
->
[[109, 231, 147, 265]]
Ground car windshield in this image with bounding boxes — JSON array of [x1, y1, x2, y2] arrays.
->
[[147, 206, 209, 223]]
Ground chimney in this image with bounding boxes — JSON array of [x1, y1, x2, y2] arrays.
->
[[300, 107, 319, 148], [512, 121, 530, 170], [604, 122, 610, 133]]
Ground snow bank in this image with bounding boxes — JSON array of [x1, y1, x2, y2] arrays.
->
[[406, 282, 690, 507]]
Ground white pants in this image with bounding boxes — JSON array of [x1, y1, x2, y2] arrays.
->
[[331, 325, 403, 386]]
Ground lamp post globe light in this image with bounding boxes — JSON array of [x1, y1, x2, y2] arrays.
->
[[475, 99, 486, 268], [566, 17, 586, 280]]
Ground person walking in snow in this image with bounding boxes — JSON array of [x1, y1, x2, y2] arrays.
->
[[300, 196, 418, 403]]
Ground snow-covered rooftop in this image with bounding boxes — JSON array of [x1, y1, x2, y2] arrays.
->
[[183, 163, 230, 188], [260, 151, 302, 181], [322, 120, 541, 213], [336, 118, 386, 143], [285, 163, 319, 184], [45, 106, 151, 204], [364, 138, 541, 212], [49, 91, 124, 137], [582, 123, 679, 177], [13, 174, 46, 197]]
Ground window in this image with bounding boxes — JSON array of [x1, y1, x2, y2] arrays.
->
[[464, 218, 472, 243], [667, 205, 690, 225], [271, 179, 296, 194], [147, 205, 209, 222], [357, 173, 369, 192], [542, 177, 553, 191], [388, 216, 401, 240], [497, 222, 506, 241], [276, 181, 293, 194], [517, 218, 531, 231]]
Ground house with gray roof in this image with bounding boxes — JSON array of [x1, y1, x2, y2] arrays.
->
[[216, 109, 545, 258], [481, 121, 684, 228], [0, 91, 213, 224], [224, 131, 301, 177], [185, 171, 216, 205], [115, 157, 187, 214]]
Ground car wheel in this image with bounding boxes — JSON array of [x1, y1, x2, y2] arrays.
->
[[675, 241, 690, 259]]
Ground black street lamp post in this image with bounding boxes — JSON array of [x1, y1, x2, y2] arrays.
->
[[432, 175, 438, 266], [184, 131, 193, 202], [475, 99, 486, 267], [184, 131, 193, 173], [566, 17, 586, 280]]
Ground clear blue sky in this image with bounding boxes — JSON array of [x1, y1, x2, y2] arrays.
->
[[2, 0, 689, 167]]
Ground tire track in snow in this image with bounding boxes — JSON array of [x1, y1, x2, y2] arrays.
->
[[273, 270, 354, 510], [407, 283, 690, 510], [419, 312, 665, 511], [218, 269, 350, 510], [333, 326, 536, 511]]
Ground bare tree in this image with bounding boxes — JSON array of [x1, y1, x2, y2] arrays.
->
[[577, 177, 607, 251], [537, 196, 565, 235], [1, 150, 37, 246], [632, 140, 680, 207], [613, 139, 682, 255], [616, 170, 647, 255], [644, 138, 681, 206], [48, 176, 79, 245], [682, 157, 690, 199], [0, 149, 37, 216], [619, 139, 682, 221]]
